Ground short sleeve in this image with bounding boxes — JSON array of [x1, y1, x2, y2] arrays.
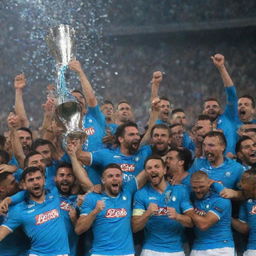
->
[[133, 190, 146, 216], [87, 106, 106, 129], [238, 202, 248, 223], [80, 193, 96, 216], [209, 198, 230, 220], [2, 205, 22, 232]]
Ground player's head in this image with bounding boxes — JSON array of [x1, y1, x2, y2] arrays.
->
[[191, 171, 211, 199], [203, 98, 221, 121], [238, 95, 255, 122], [171, 108, 187, 126], [24, 151, 46, 172], [72, 89, 86, 113], [115, 122, 140, 154], [17, 127, 33, 155], [144, 155, 166, 187], [116, 100, 133, 123], [22, 166, 45, 199], [240, 168, 256, 199], [55, 162, 75, 195], [0, 172, 19, 198], [102, 164, 123, 196], [169, 124, 183, 147], [158, 97, 171, 122], [150, 124, 170, 155], [236, 136, 256, 166]]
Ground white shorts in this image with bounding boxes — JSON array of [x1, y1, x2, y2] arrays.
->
[[190, 247, 235, 256], [141, 249, 185, 256], [244, 250, 256, 256]]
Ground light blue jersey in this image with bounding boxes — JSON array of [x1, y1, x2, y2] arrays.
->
[[192, 191, 234, 250], [189, 157, 245, 189], [82, 105, 106, 152], [2, 189, 70, 256], [133, 183, 193, 253], [80, 178, 138, 255], [239, 199, 256, 250], [91, 145, 152, 182]]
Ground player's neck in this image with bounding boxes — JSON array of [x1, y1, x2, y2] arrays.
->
[[30, 191, 46, 203], [152, 179, 167, 193], [210, 155, 224, 167]]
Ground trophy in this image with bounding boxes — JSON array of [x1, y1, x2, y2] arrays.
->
[[46, 24, 86, 142]]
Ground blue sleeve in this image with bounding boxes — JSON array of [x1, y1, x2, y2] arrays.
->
[[91, 149, 108, 167], [238, 202, 248, 223], [2, 205, 22, 231], [10, 191, 26, 205], [8, 156, 19, 168], [60, 153, 71, 164], [80, 193, 96, 215], [179, 186, 193, 212], [210, 198, 230, 219], [124, 178, 138, 195], [133, 190, 146, 211], [223, 86, 239, 122], [211, 182, 225, 194], [87, 105, 106, 129]]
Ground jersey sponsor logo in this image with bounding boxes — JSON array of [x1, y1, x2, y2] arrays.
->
[[60, 201, 71, 211], [250, 205, 256, 215], [194, 208, 207, 216], [158, 207, 168, 216], [105, 208, 127, 218], [84, 127, 95, 136], [120, 163, 135, 172], [35, 209, 60, 225]]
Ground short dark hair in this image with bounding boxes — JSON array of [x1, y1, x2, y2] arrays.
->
[[0, 150, 10, 164], [236, 136, 254, 154], [197, 114, 212, 122], [103, 163, 122, 174], [102, 100, 114, 107], [21, 166, 44, 181], [115, 121, 138, 144], [24, 151, 42, 168], [31, 139, 55, 152], [72, 89, 85, 99], [239, 95, 255, 108], [150, 124, 170, 138], [117, 100, 131, 109], [241, 167, 256, 186], [17, 127, 33, 138], [169, 123, 182, 132], [204, 131, 227, 149], [159, 97, 170, 103], [171, 108, 184, 116], [204, 98, 220, 106], [0, 171, 13, 185], [0, 135, 6, 149], [144, 155, 165, 169], [168, 147, 192, 171]]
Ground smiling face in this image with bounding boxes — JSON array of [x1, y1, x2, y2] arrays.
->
[[102, 168, 123, 196], [17, 130, 32, 155], [55, 167, 75, 195], [203, 100, 221, 121], [159, 99, 171, 122], [191, 176, 211, 199], [237, 139, 256, 166], [145, 159, 166, 187], [151, 128, 170, 154]]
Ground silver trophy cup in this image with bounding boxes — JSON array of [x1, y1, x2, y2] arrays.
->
[[46, 24, 86, 142]]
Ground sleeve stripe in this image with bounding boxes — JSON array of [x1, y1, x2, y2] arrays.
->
[[209, 210, 221, 220], [132, 209, 145, 216], [89, 152, 93, 166], [80, 213, 89, 216]]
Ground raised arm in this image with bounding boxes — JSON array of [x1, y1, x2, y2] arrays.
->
[[150, 71, 163, 102], [69, 60, 97, 107], [14, 74, 29, 128]]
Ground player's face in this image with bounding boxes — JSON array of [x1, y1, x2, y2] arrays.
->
[[238, 97, 254, 122], [35, 144, 52, 166], [203, 101, 221, 121], [165, 150, 181, 175], [238, 139, 256, 165], [72, 91, 86, 113], [159, 99, 170, 122], [172, 112, 187, 126], [116, 103, 133, 122], [17, 130, 32, 155], [0, 174, 19, 196], [170, 125, 183, 147], [24, 170, 45, 199], [240, 180, 256, 200], [55, 167, 75, 195], [145, 159, 166, 187], [203, 136, 225, 164], [151, 128, 170, 153], [28, 154, 46, 172], [101, 104, 114, 119], [194, 120, 212, 142], [102, 168, 123, 196], [120, 126, 140, 154], [191, 177, 210, 199]]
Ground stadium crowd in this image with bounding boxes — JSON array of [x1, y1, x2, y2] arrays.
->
[[0, 48, 255, 256]]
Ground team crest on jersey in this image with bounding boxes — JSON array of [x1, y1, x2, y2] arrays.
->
[[60, 201, 71, 211], [105, 208, 127, 218], [120, 163, 135, 172], [194, 208, 207, 216], [225, 172, 231, 177], [250, 205, 256, 215], [35, 209, 60, 225], [84, 127, 95, 136]]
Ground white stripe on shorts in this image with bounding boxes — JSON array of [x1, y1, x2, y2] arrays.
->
[[190, 247, 235, 256], [141, 249, 185, 256]]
